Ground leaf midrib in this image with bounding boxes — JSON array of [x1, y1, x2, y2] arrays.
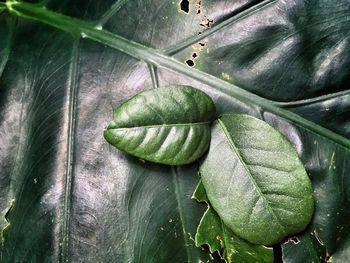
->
[[172, 166, 193, 263], [6, 1, 350, 150], [109, 121, 211, 130], [61, 38, 80, 262]]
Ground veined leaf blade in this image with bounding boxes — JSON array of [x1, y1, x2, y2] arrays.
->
[[200, 114, 314, 245], [104, 85, 216, 165]]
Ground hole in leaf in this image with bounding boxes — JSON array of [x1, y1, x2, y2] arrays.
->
[[4, 201, 14, 223], [196, 0, 201, 14], [273, 244, 283, 263], [192, 53, 197, 58], [185, 59, 195, 67], [325, 255, 331, 262], [180, 0, 190, 13], [199, 42, 205, 47], [288, 236, 300, 244], [325, 251, 332, 263]]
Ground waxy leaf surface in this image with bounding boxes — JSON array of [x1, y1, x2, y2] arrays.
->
[[104, 85, 215, 165], [200, 114, 314, 245]]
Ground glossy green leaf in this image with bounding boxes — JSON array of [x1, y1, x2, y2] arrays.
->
[[193, 180, 273, 263], [1, 0, 350, 262], [104, 85, 215, 165], [200, 114, 314, 245]]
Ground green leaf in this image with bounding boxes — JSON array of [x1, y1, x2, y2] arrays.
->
[[193, 180, 273, 263], [104, 85, 215, 165], [192, 177, 209, 203], [200, 114, 314, 245], [1, 0, 350, 262]]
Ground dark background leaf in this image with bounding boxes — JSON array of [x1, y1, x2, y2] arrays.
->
[[282, 231, 327, 263], [0, 0, 350, 262], [175, 0, 350, 102], [0, 3, 218, 262]]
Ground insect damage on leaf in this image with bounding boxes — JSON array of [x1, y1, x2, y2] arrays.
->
[[193, 180, 274, 263], [200, 114, 314, 245], [104, 85, 216, 165], [185, 59, 195, 67], [179, 0, 190, 14], [1, 200, 14, 252], [4, 202, 14, 224]]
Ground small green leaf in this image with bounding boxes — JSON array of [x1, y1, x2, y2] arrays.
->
[[104, 85, 216, 165], [200, 114, 314, 245], [192, 177, 209, 202], [194, 180, 273, 263]]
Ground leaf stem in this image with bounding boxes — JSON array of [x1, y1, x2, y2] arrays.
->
[[172, 166, 193, 263], [97, 0, 129, 26], [147, 63, 159, 89], [275, 89, 350, 108], [61, 38, 80, 262], [5, 1, 350, 149]]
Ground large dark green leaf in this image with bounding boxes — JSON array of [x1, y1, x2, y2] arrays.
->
[[0, 0, 349, 262], [0, 5, 216, 263], [174, 0, 350, 102], [282, 231, 327, 263]]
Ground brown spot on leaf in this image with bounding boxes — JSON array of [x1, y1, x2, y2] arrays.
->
[[200, 18, 213, 28], [192, 42, 206, 51]]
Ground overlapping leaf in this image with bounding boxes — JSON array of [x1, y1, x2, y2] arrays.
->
[[193, 180, 273, 263], [104, 85, 215, 165], [200, 114, 314, 245]]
